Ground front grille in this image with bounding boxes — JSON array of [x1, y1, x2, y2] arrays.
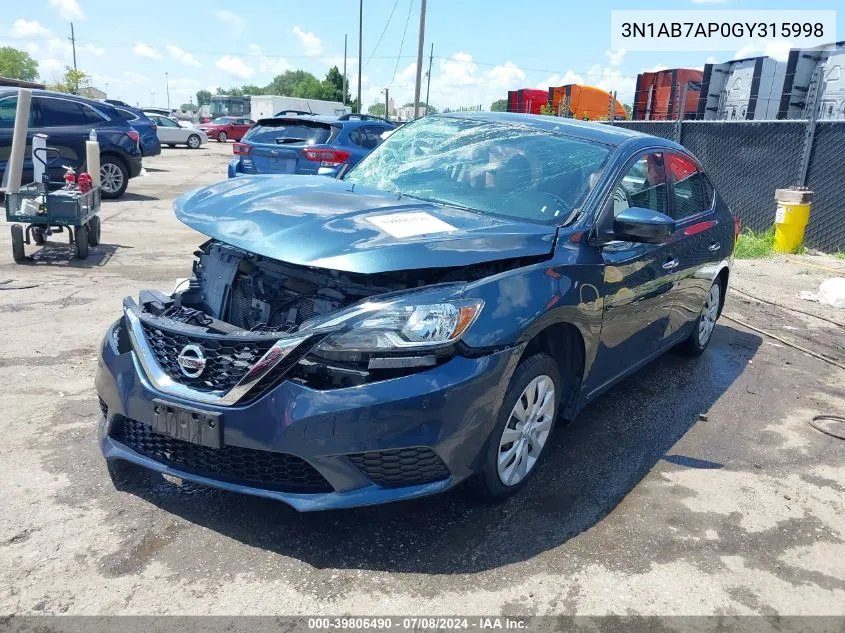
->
[[348, 447, 450, 488], [111, 416, 333, 493], [98, 397, 108, 418], [140, 321, 275, 392]]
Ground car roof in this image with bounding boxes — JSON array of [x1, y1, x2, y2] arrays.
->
[[438, 111, 657, 147]]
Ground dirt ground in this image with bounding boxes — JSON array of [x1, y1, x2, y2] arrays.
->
[[0, 142, 843, 616]]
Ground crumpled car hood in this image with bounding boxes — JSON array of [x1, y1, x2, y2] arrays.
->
[[174, 175, 557, 274]]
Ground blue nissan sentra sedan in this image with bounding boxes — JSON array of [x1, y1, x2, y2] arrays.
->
[[96, 112, 736, 511]]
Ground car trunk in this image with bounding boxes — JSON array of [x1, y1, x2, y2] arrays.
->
[[244, 118, 338, 175]]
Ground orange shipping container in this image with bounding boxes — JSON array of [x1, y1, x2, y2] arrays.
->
[[547, 85, 628, 120]]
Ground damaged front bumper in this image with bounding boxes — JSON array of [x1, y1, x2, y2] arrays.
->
[[96, 309, 519, 511]]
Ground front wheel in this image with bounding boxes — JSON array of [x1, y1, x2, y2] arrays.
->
[[678, 278, 722, 356], [216, 131, 227, 142], [187, 134, 201, 149], [474, 353, 561, 502], [11, 224, 25, 262]]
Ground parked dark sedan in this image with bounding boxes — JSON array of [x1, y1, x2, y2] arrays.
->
[[96, 113, 735, 510], [0, 89, 143, 198]]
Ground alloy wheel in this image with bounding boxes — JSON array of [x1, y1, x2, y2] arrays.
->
[[497, 375, 555, 486], [100, 162, 124, 195], [698, 284, 720, 345]]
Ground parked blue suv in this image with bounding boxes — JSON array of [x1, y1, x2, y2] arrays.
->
[[97, 113, 735, 511], [228, 113, 395, 179], [110, 104, 161, 158], [0, 89, 143, 198]]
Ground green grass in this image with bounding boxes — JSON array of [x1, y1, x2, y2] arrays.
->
[[734, 227, 775, 259], [833, 251, 845, 261]]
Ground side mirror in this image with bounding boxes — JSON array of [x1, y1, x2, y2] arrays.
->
[[612, 207, 676, 243]]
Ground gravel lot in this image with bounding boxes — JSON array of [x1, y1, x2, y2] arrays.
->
[[1, 142, 843, 616]]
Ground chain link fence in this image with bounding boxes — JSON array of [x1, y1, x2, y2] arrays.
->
[[607, 119, 845, 252]]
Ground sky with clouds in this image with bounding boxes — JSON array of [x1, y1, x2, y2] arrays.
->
[[2, 0, 843, 109]]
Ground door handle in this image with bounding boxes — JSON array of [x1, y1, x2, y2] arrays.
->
[[662, 258, 679, 270], [708, 242, 721, 252]]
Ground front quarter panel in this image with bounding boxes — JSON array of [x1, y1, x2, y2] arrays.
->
[[460, 235, 605, 380]]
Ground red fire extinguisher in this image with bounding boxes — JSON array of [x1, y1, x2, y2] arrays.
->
[[77, 172, 93, 194], [63, 166, 77, 190]]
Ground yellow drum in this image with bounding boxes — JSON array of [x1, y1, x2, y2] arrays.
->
[[774, 188, 813, 254]]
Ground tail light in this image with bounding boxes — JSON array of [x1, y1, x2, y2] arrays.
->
[[233, 143, 252, 156], [734, 216, 741, 243], [301, 148, 350, 167], [126, 130, 140, 144]]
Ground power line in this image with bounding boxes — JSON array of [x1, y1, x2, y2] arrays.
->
[[388, 0, 415, 89], [363, 0, 400, 71]]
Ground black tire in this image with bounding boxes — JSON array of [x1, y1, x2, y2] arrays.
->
[[187, 134, 201, 149], [474, 353, 562, 502], [11, 224, 25, 262], [87, 216, 101, 246], [216, 131, 227, 142], [99, 156, 128, 199], [167, 144, 176, 148], [32, 226, 46, 245], [678, 277, 723, 356], [107, 459, 154, 492], [74, 224, 89, 259]]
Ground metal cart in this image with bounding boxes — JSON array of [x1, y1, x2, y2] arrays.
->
[[4, 148, 102, 262]]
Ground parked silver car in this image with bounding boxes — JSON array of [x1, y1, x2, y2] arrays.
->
[[146, 115, 207, 149]]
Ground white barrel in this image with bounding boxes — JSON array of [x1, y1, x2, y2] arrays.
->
[[5, 88, 32, 194], [86, 140, 101, 187], [32, 133, 48, 184]]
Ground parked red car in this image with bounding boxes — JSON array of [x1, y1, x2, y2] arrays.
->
[[198, 116, 255, 142]]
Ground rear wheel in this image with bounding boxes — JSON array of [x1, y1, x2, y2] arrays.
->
[[187, 134, 201, 149], [32, 226, 46, 245], [474, 353, 561, 502], [217, 131, 227, 142], [74, 224, 89, 259], [678, 278, 722, 356], [11, 224, 25, 262], [87, 215, 101, 246]]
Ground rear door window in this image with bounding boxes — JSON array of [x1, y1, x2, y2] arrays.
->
[[668, 153, 709, 219], [35, 97, 91, 127], [0, 97, 35, 129], [245, 121, 333, 145]]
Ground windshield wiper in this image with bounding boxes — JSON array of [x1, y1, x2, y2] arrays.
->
[[400, 193, 479, 214]]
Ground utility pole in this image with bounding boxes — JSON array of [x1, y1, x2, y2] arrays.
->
[[383, 88, 389, 120], [413, 0, 427, 119], [424, 42, 433, 116], [343, 34, 348, 106], [165, 72, 170, 109], [68, 22, 78, 93], [357, 0, 363, 113]]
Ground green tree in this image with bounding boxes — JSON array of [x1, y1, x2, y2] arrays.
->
[[368, 103, 386, 116], [539, 103, 555, 116], [622, 103, 632, 120], [47, 67, 89, 93], [180, 102, 197, 112], [266, 70, 321, 97], [240, 84, 264, 96], [0, 47, 39, 82], [403, 101, 438, 114], [196, 89, 211, 106], [490, 99, 508, 112], [320, 66, 350, 103]]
